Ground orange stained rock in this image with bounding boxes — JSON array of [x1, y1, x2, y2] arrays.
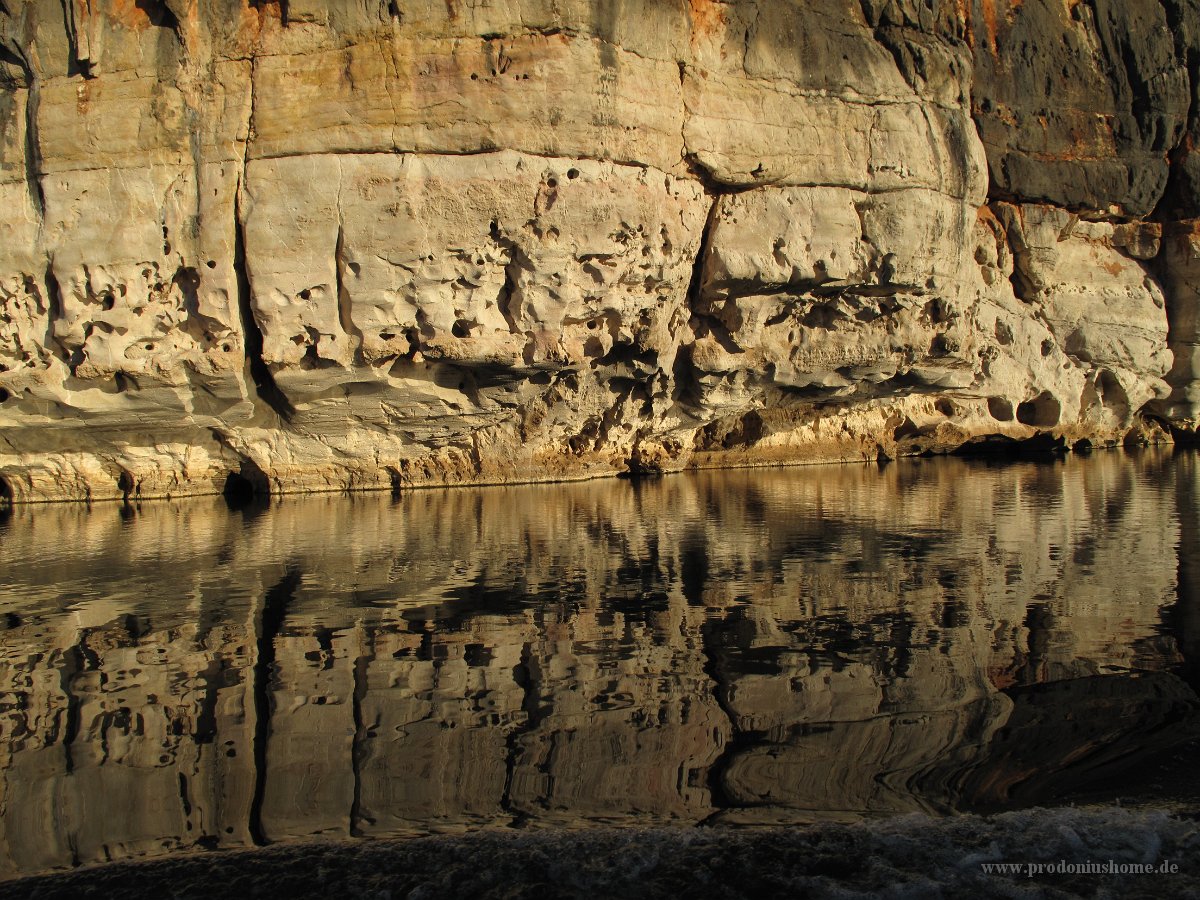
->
[[956, 0, 975, 48], [980, 0, 999, 57], [105, 0, 160, 30], [688, 0, 726, 37]]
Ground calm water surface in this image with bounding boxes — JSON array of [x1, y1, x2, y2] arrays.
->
[[1, 449, 1198, 878]]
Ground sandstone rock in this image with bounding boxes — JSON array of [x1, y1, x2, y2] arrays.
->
[[1154, 221, 1200, 427], [1, 0, 1199, 501], [971, 0, 1190, 217]]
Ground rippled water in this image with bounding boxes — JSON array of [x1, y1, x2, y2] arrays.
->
[[1, 449, 1198, 879]]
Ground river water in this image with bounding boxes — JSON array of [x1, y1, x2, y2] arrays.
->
[[1, 449, 1198, 880]]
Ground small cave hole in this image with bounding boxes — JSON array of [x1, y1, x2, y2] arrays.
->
[[470, 72, 479, 80], [452, 320, 471, 338], [987, 397, 1014, 421], [0, 476, 12, 505], [222, 468, 268, 510], [1016, 392, 1061, 428], [222, 343, 232, 353], [935, 398, 956, 417], [206, 260, 217, 269], [0, 388, 9, 404], [163, 242, 172, 256], [546, 177, 558, 189], [299, 289, 312, 300], [567, 168, 580, 180], [101, 294, 115, 311], [379, 332, 396, 341], [117, 471, 135, 498]]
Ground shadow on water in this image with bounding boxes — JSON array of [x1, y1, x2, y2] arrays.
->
[[0, 448, 1199, 877]]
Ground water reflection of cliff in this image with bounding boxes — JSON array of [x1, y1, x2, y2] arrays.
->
[[1, 450, 1197, 877]]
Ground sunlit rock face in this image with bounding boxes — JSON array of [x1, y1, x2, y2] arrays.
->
[[0, 0, 1199, 500], [0, 450, 1197, 875]]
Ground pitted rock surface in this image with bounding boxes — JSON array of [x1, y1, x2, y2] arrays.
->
[[1, 0, 1199, 501]]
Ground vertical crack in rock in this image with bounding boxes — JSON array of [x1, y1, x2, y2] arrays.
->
[[41, 261, 62, 347], [0, 41, 44, 220], [673, 195, 722, 414], [348, 630, 376, 837], [489, 219, 523, 334], [334, 223, 363, 360], [248, 568, 300, 846], [234, 183, 295, 421], [22, 68, 43, 221], [58, 0, 93, 78]]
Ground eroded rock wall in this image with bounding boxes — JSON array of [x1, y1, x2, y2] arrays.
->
[[1, 0, 1199, 500]]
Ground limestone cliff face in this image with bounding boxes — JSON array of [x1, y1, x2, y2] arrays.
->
[[1, 0, 1199, 500]]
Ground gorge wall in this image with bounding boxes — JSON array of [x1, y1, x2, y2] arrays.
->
[[2, 0, 1200, 501]]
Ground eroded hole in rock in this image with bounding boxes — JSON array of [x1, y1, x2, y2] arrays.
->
[[0, 475, 12, 504], [567, 168, 580, 179], [695, 410, 765, 451], [988, 397, 1015, 421], [299, 289, 311, 300], [452, 319, 471, 338], [0, 388, 10, 404], [1017, 392, 1061, 428], [935, 398, 956, 417], [206, 260, 216, 269], [1096, 369, 1129, 416], [386, 466, 403, 497], [117, 471, 135, 499], [222, 466, 269, 509]]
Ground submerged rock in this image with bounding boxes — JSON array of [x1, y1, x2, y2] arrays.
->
[[1, 0, 1199, 500]]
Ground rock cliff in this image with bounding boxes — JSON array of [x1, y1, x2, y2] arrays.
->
[[2, 0, 1200, 500]]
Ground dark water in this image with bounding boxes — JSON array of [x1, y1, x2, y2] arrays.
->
[[1, 449, 1198, 880]]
